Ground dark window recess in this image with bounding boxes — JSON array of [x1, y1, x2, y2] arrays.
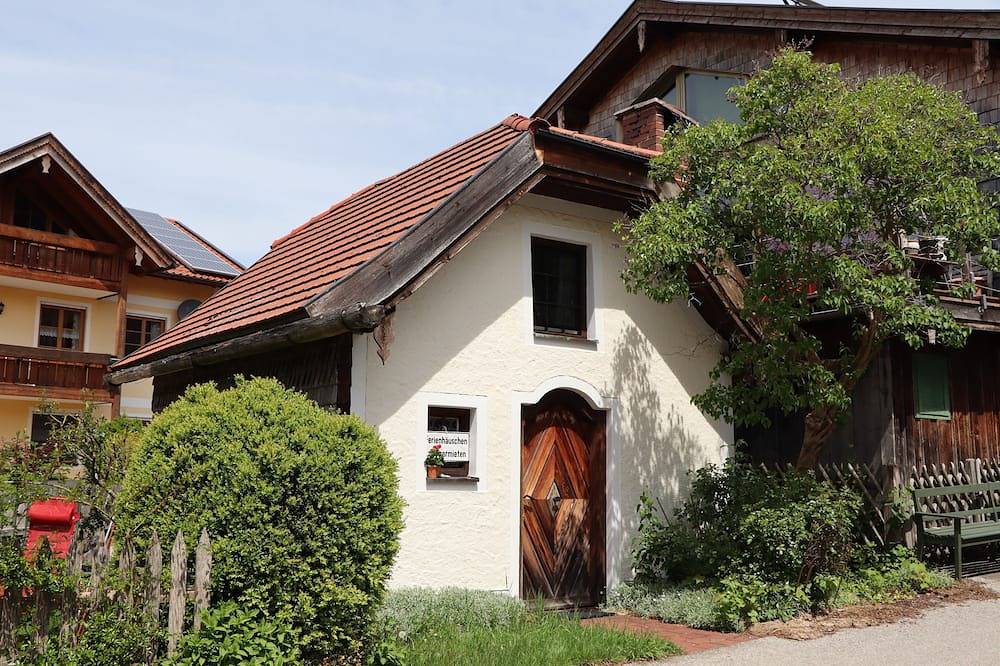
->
[[13, 193, 68, 235], [913, 352, 951, 421], [30, 413, 57, 444], [531, 237, 587, 337], [38, 305, 85, 351], [428, 406, 471, 476], [124, 315, 166, 355]]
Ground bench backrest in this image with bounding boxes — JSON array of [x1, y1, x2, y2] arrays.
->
[[911, 481, 1000, 525]]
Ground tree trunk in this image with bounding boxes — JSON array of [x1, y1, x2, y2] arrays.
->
[[797, 405, 838, 470]]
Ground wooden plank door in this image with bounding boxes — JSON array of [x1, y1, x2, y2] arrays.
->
[[521, 389, 606, 608]]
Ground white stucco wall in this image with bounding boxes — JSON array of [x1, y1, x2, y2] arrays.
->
[[358, 194, 732, 595]]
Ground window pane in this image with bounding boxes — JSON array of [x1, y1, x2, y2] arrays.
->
[[147, 319, 164, 341], [61, 310, 82, 350], [684, 72, 743, 123], [531, 238, 587, 335], [913, 353, 951, 420], [38, 306, 59, 347], [30, 414, 55, 444], [661, 83, 678, 106]]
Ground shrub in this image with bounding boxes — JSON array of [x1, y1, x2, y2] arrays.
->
[[605, 582, 724, 630], [115, 377, 404, 662], [377, 588, 526, 641], [166, 602, 302, 666], [65, 606, 161, 666], [633, 460, 862, 587]]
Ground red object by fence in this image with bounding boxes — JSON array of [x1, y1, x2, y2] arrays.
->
[[25, 498, 80, 558]]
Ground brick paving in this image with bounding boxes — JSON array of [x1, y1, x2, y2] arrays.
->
[[582, 614, 752, 655]]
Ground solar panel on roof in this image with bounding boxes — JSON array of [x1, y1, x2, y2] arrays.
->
[[128, 208, 239, 277]]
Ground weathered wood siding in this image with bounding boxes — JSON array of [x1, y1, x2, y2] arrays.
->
[[581, 29, 999, 160], [151, 333, 352, 413], [892, 333, 1000, 469]]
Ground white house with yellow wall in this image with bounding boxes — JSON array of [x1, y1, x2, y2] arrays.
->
[[0, 133, 240, 441]]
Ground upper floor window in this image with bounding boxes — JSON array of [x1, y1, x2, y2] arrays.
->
[[660, 71, 744, 124], [912, 352, 951, 421], [531, 237, 587, 337], [124, 315, 166, 355], [38, 304, 85, 351], [13, 193, 68, 235]]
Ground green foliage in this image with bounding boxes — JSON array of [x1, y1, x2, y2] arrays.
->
[[627, 463, 951, 630], [377, 587, 526, 641], [605, 582, 723, 630], [64, 606, 160, 666], [633, 461, 861, 586], [423, 445, 445, 467], [398, 607, 678, 666], [166, 602, 302, 666], [619, 48, 1000, 440], [0, 402, 144, 533], [115, 377, 404, 662]]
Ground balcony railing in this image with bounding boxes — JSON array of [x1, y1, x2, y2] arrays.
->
[[0, 343, 114, 401], [0, 223, 124, 291]]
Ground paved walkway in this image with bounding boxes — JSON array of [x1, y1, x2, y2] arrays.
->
[[638, 574, 1000, 666]]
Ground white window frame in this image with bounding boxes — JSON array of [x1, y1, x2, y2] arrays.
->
[[660, 69, 745, 118], [522, 221, 603, 351], [414, 391, 488, 493]]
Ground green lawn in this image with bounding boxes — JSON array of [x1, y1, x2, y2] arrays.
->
[[399, 610, 680, 666]]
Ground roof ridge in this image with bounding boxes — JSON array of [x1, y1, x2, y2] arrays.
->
[[271, 116, 528, 250]]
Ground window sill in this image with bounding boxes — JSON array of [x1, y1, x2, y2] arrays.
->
[[533, 332, 598, 350], [427, 475, 480, 483]]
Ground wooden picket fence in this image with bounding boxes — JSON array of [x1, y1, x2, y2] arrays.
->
[[0, 528, 211, 664], [763, 461, 897, 546]]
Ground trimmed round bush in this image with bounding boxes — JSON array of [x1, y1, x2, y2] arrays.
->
[[115, 377, 404, 662]]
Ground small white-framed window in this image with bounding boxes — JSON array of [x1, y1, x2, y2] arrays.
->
[[417, 392, 487, 492], [523, 220, 602, 350]]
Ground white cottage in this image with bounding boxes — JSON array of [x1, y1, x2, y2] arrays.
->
[[109, 114, 732, 607]]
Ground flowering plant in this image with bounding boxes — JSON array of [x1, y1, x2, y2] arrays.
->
[[424, 445, 445, 467]]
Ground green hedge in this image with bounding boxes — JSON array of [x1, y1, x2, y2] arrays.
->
[[115, 377, 404, 662]]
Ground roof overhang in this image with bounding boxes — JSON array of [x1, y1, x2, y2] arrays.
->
[[107, 121, 660, 385], [0, 134, 172, 268], [535, 0, 1000, 124]]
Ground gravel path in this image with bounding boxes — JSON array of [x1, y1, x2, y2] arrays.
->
[[641, 574, 1000, 666]]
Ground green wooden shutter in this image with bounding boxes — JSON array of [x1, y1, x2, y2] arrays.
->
[[912, 352, 951, 421]]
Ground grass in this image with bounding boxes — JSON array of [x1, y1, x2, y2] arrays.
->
[[399, 610, 680, 666], [379, 588, 681, 666]]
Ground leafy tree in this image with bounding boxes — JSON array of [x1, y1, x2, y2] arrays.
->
[[620, 49, 1000, 468]]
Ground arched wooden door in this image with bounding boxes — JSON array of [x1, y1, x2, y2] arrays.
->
[[520, 389, 606, 608]]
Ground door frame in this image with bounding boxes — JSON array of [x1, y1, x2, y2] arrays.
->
[[509, 376, 621, 600]]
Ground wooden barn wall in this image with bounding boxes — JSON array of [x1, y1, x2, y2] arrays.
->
[[581, 29, 999, 166], [151, 334, 352, 414], [740, 345, 895, 468], [892, 333, 1000, 471]]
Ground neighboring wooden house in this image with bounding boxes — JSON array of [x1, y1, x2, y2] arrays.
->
[[0, 133, 241, 441], [108, 2, 1000, 604], [532, 1, 1000, 479]]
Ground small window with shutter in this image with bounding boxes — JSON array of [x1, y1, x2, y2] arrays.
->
[[912, 352, 951, 421]]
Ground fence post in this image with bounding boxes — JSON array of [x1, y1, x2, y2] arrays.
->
[[167, 531, 186, 657], [60, 534, 84, 647], [193, 529, 211, 632], [145, 530, 162, 624], [965, 458, 983, 485], [118, 537, 136, 609]]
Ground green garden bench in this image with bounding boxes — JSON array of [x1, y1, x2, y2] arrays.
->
[[912, 481, 1000, 578]]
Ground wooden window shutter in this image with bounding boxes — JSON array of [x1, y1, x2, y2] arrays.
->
[[912, 352, 951, 421]]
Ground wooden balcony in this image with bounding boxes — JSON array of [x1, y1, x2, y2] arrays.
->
[[0, 223, 125, 292], [0, 343, 115, 402]]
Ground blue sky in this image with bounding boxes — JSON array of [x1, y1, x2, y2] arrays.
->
[[1, 0, 996, 264]]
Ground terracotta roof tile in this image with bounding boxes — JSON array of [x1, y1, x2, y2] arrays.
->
[[116, 117, 529, 366], [115, 114, 658, 370]]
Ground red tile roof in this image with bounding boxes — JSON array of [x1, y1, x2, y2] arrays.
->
[[116, 116, 532, 365]]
